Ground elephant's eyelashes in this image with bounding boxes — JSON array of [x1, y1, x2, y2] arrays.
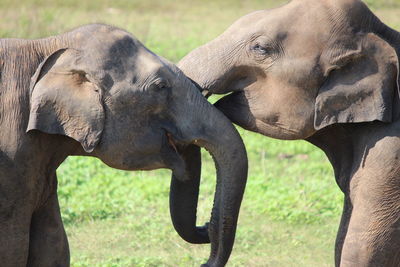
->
[[157, 81, 169, 89], [249, 39, 280, 63], [252, 43, 273, 55], [149, 79, 170, 91]]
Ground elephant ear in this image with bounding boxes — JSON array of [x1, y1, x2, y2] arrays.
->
[[314, 33, 399, 130], [27, 48, 104, 152]]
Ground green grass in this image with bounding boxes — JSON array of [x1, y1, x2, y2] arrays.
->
[[58, 132, 341, 266], [3, 0, 400, 266]]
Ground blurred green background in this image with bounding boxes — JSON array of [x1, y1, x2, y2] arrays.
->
[[1, 0, 399, 266]]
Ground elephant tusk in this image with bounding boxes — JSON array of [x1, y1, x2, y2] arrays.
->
[[202, 90, 212, 99]]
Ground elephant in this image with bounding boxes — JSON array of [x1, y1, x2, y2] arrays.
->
[[0, 24, 248, 267], [178, 0, 400, 266]]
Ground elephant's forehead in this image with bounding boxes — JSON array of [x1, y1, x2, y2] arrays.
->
[[82, 35, 142, 81], [136, 50, 165, 75], [227, 0, 358, 56], [71, 25, 166, 82], [263, 1, 331, 33], [84, 34, 139, 60], [225, 1, 332, 41]]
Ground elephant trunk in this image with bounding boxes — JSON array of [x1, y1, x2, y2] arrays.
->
[[169, 144, 209, 244], [177, 39, 232, 95], [169, 78, 248, 266], [197, 118, 248, 267]]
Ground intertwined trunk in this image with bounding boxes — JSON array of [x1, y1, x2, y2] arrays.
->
[[169, 79, 248, 266]]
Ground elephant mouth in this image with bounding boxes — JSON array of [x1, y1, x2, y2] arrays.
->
[[166, 132, 179, 153], [162, 129, 204, 182], [213, 91, 254, 129], [202, 86, 246, 99], [159, 130, 187, 181], [163, 126, 202, 149], [203, 76, 251, 101], [163, 130, 186, 157], [203, 70, 255, 97], [163, 127, 191, 149]]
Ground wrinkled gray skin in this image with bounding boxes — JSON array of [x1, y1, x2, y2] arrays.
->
[[0, 24, 247, 267], [179, 0, 400, 266]]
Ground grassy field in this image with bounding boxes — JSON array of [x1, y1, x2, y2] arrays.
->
[[2, 0, 400, 266]]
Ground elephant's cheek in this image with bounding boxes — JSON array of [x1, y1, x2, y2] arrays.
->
[[93, 129, 170, 171], [254, 106, 316, 140], [214, 91, 316, 140], [254, 118, 316, 140]]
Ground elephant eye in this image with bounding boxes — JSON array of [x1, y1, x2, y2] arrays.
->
[[251, 43, 273, 55], [158, 81, 169, 89], [150, 79, 170, 91]]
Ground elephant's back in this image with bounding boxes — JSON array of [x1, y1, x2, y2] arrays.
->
[[0, 39, 44, 144], [0, 39, 40, 92]]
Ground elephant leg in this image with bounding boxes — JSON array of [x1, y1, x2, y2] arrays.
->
[[0, 206, 31, 266], [334, 194, 352, 267], [27, 178, 69, 267], [339, 175, 400, 267], [0, 167, 32, 266]]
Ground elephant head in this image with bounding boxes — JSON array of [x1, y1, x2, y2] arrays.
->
[[178, 0, 400, 140], [27, 24, 247, 266]]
